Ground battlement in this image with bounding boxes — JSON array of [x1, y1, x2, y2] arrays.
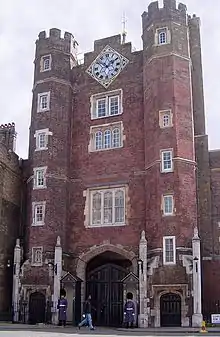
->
[[0, 122, 16, 152], [142, 0, 187, 29], [36, 28, 78, 56], [188, 14, 201, 27]]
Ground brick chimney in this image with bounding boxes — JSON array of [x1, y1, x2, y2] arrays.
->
[[0, 123, 17, 152]]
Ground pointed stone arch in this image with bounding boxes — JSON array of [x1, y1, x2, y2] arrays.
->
[[76, 243, 137, 306], [76, 243, 137, 281]]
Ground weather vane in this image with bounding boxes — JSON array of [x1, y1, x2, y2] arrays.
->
[[122, 12, 127, 44]]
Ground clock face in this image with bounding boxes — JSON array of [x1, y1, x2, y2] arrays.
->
[[86, 46, 129, 88]]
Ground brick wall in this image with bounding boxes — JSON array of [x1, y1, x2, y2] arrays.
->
[[0, 142, 22, 316]]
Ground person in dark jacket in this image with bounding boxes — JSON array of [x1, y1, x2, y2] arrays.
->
[[78, 295, 94, 330], [57, 294, 68, 327], [124, 293, 135, 328]]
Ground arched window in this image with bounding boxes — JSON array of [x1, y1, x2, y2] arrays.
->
[[95, 131, 102, 150], [104, 130, 111, 149], [159, 31, 167, 45], [115, 190, 125, 223], [104, 191, 113, 224], [112, 128, 121, 148], [92, 192, 101, 225]]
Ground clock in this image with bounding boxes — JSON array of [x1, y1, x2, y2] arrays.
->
[[86, 45, 129, 88]]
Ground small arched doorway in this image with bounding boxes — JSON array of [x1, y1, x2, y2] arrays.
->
[[29, 292, 46, 324], [160, 293, 181, 327], [86, 251, 131, 327]]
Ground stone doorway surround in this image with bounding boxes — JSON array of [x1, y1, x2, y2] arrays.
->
[[151, 284, 189, 328], [76, 242, 137, 306]]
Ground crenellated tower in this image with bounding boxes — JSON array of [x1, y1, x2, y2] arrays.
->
[[142, 0, 200, 327], [23, 28, 78, 289]]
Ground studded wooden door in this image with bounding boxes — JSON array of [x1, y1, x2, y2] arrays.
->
[[160, 293, 181, 327]]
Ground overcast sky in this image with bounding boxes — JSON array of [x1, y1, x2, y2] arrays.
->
[[0, 0, 219, 159]]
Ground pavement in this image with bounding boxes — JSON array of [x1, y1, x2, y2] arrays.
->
[[0, 323, 220, 336]]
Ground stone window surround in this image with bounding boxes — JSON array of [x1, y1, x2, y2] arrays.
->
[[90, 89, 123, 120], [34, 128, 53, 151], [83, 184, 128, 228], [159, 109, 173, 128], [31, 246, 43, 266], [160, 148, 174, 173], [163, 236, 176, 265], [89, 121, 124, 152], [40, 54, 52, 72], [37, 91, 50, 112], [155, 27, 171, 46], [161, 194, 175, 216], [33, 166, 47, 190], [32, 201, 46, 226]]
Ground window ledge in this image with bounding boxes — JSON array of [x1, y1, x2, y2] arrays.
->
[[162, 214, 175, 217], [91, 145, 123, 153], [91, 112, 122, 121], [31, 263, 43, 267], [35, 147, 48, 152], [31, 223, 45, 227], [33, 185, 47, 190], [161, 169, 174, 174], [87, 223, 126, 228], [163, 262, 176, 266]]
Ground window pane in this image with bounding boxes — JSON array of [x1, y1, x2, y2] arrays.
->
[[163, 151, 172, 170], [165, 238, 174, 262], [95, 131, 102, 150], [41, 95, 48, 109], [104, 192, 113, 224], [163, 114, 170, 127], [37, 170, 44, 186], [115, 190, 124, 223], [164, 196, 173, 214], [35, 205, 43, 222], [38, 133, 46, 148], [97, 99, 106, 117], [110, 96, 119, 115], [92, 192, 101, 224], [112, 128, 121, 148], [104, 130, 111, 149], [43, 57, 50, 70], [159, 31, 167, 44]]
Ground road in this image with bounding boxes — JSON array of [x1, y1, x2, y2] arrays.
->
[[0, 325, 219, 336]]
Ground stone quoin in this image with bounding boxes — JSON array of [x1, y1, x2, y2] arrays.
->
[[0, 0, 220, 328]]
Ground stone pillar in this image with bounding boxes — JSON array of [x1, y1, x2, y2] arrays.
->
[[52, 236, 62, 325], [192, 227, 203, 327], [138, 230, 148, 327], [12, 238, 21, 322]]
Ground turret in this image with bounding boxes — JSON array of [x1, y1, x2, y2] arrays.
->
[[26, 29, 78, 278], [142, 0, 197, 252]]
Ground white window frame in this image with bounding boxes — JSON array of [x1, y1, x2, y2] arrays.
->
[[37, 92, 50, 112], [161, 149, 173, 173], [40, 54, 52, 72], [162, 194, 174, 216], [32, 201, 46, 226], [89, 186, 126, 227], [31, 247, 43, 266], [163, 236, 176, 265], [34, 128, 53, 151], [91, 89, 123, 120], [89, 121, 123, 152], [155, 27, 171, 46], [33, 166, 47, 189], [159, 110, 173, 128]]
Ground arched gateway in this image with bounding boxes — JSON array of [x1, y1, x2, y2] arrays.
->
[[76, 244, 136, 327]]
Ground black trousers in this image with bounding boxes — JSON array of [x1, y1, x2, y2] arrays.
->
[[59, 320, 66, 326]]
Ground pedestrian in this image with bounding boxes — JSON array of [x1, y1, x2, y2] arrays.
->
[[124, 292, 135, 328], [57, 293, 68, 327], [78, 295, 95, 330]]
